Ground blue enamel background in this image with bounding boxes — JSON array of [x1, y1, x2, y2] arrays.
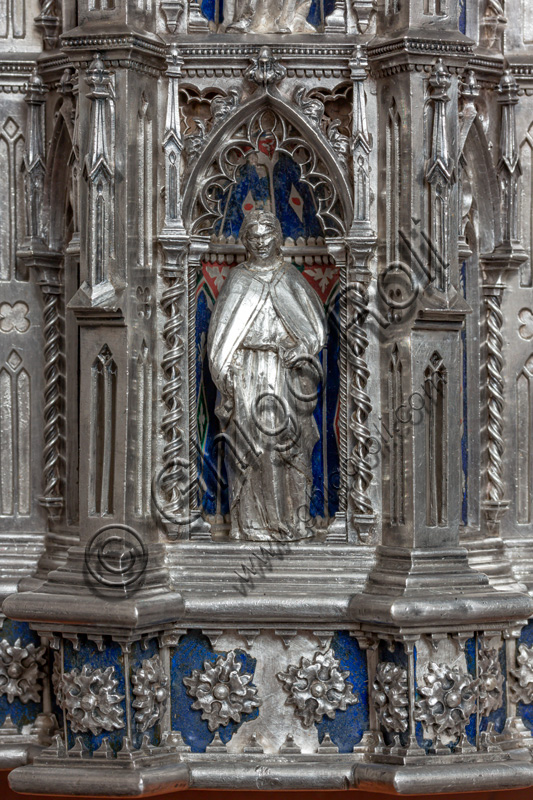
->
[[170, 631, 366, 752], [196, 266, 340, 521], [170, 631, 259, 751], [315, 631, 368, 752]]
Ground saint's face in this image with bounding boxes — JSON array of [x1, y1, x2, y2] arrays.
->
[[244, 221, 279, 262]]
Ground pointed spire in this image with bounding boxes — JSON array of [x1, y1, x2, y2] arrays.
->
[[164, 46, 183, 147], [498, 68, 520, 175], [350, 46, 370, 153], [349, 45, 374, 237], [426, 59, 453, 184], [85, 54, 113, 180], [497, 68, 524, 246], [162, 45, 186, 232], [23, 67, 47, 242]]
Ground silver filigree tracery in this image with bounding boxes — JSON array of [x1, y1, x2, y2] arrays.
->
[[192, 108, 345, 239]]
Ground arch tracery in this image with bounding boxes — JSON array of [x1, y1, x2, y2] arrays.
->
[[182, 90, 353, 236], [189, 98, 351, 532]]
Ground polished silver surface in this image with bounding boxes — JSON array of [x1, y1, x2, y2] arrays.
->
[[207, 210, 326, 541], [2, 0, 533, 794]]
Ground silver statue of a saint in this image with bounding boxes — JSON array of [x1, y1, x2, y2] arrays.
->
[[221, 0, 315, 34], [208, 211, 326, 541]]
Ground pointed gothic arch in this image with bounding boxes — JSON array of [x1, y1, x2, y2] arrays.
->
[[46, 97, 75, 252], [458, 115, 502, 533], [188, 92, 350, 533], [182, 89, 353, 235], [461, 116, 501, 255]]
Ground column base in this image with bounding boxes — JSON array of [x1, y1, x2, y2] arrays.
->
[[2, 544, 184, 635], [9, 737, 190, 797], [462, 527, 527, 593], [502, 538, 533, 594], [0, 715, 50, 771], [349, 544, 533, 628]]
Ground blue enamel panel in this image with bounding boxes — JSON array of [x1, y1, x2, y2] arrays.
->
[[203, 3, 332, 36], [63, 637, 126, 753], [464, 636, 476, 746], [315, 631, 368, 752], [518, 619, 533, 648], [458, 0, 466, 34], [379, 639, 407, 668], [201, 0, 218, 22], [308, 0, 336, 26], [170, 631, 259, 752], [0, 620, 43, 731], [214, 151, 325, 241]]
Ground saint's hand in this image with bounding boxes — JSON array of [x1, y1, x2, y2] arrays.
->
[[223, 366, 234, 395], [283, 344, 309, 368]]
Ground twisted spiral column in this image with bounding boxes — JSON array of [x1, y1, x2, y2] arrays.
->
[[39, 285, 63, 516], [485, 292, 505, 504], [160, 262, 187, 522], [347, 281, 373, 517]]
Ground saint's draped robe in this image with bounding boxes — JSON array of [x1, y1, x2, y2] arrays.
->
[[208, 259, 326, 540]]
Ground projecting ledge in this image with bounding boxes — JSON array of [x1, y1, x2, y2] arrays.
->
[[9, 761, 190, 797], [0, 742, 43, 771], [2, 589, 185, 636], [349, 588, 533, 629], [9, 756, 533, 796], [354, 757, 533, 795]]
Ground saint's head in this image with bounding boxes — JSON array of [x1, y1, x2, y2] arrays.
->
[[240, 210, 282, 265]]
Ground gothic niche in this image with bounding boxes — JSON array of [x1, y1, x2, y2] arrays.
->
[[193, 107, 347, 539]]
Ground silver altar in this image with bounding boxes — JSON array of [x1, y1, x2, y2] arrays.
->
[[2, 0, 533, 794]]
